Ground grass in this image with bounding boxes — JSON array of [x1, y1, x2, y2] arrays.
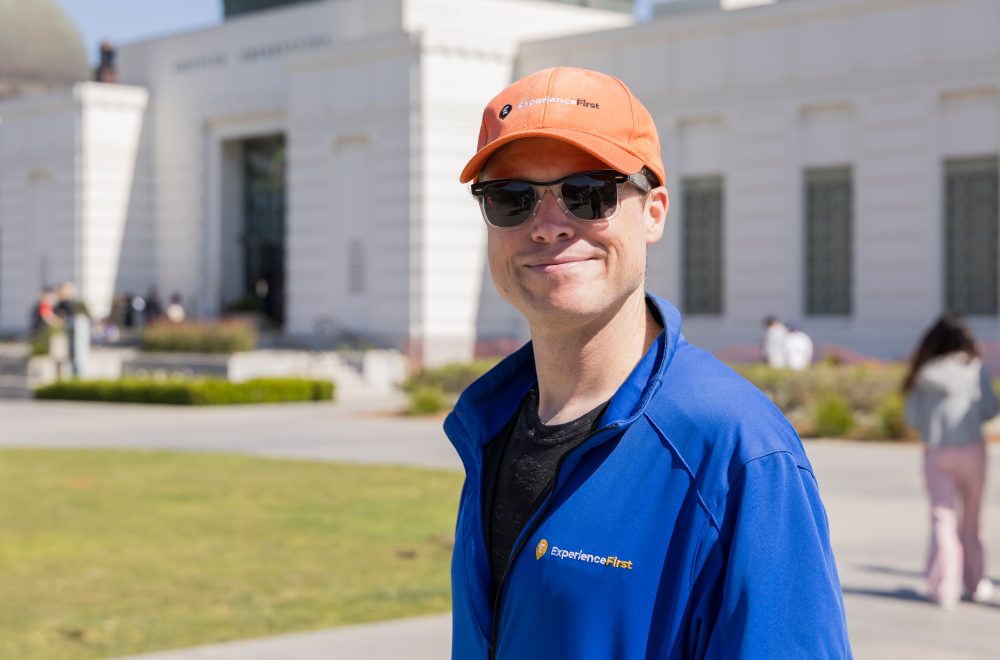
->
[[0, 449, 462, 660]]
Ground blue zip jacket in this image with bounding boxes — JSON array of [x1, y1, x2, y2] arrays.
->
[[445, 294, 852, 659]]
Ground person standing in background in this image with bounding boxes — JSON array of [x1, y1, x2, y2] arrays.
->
[[904, 314, 998, 609], [145, 287, 164, 321], [762, 314, 788, 368], [784, 322, 814, 371], [31, 287, 62, 332], [165, 293, 187, 323], [53, 282, 90, 377]]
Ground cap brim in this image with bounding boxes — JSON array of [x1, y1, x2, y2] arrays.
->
[[458, 128, 645, 183]]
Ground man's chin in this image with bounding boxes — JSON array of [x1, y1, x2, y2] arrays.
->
[[517, 286, 604, 322]]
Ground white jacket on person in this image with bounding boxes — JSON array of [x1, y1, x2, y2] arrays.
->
[[905, 353, 999, 447], [763, 324, 788, 368]]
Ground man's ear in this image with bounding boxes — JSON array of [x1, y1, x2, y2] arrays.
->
[[645, 187, 668, 244]]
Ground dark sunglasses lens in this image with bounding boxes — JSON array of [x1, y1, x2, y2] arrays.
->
[[482, 181, 536, 228], [561, 173, 618, 221]]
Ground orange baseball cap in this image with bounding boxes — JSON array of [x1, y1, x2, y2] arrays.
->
[[459, 67, 665, 186]]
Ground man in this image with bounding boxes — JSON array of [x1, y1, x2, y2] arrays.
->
[[446, 67, 851, 659]]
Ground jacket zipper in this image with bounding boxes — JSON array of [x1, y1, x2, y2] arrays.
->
[[486, 423, 619, 660]]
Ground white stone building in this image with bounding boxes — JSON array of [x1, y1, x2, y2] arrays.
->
[[512, 0, 1000, 361], [1, 0, 998, 366]]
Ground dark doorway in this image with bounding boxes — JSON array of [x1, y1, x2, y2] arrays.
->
[[242, 135, 286, 327]]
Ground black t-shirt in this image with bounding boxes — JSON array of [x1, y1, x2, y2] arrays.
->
[[484, 387, 608, 595]]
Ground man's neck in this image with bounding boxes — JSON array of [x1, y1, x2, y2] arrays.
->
[[529, 291, 661, 425]]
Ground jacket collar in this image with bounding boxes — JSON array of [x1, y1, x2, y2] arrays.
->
[[445, 292, 684, 473]]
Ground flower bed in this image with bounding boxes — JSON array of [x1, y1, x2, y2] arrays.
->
[[141, 320, 258, 354]]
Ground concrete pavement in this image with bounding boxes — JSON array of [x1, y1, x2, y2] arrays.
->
[[0, 396, 461, 470], [2, 399, 1000, 658], [106, 614, 451, 660]]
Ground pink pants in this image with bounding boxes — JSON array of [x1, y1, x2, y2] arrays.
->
[[923, 442, 988, 605]]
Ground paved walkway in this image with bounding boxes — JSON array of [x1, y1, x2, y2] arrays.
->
[[0, 397, 460, 470], [3, 399, 1000, 658], [107, 614, 451, 660]]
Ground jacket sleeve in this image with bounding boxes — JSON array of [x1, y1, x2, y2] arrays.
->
[[978, 364, 999, 422], [695, 452, 853, 659]]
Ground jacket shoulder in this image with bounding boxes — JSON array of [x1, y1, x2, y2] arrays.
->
[[643, 342, 814, 502]]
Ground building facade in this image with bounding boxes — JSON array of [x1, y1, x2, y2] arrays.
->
[[1, 0, 998, 365], [510, 0, 1000, 360]]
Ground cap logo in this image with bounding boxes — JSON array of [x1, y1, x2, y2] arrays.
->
[[516, 97, 600, 111], [499, 104, 512, 120]]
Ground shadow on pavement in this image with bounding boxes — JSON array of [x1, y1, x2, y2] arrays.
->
[[843, 586, 1000, 610], [853, 563, 924, 579], [842, 586, 927, 603]]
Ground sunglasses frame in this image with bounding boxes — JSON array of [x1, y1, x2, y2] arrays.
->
[[469, 169, 652, 230]]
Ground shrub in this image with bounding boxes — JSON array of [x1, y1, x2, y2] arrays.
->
[[35, 377, 334, 405], [141, 320, 258, 353], [733, 362, 911, 440], [810, 393, 855, 438], [401, 359, 499, 395], [406, 386, 449, 416], [876, 392, 908, 440], [734, 364, 813, 411]]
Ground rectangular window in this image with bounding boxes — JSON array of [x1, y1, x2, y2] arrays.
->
[[805, 167, 852, 316], [682, 176, 724, 315], [348, 238, 365, 295], [945, 156, 999, 315]]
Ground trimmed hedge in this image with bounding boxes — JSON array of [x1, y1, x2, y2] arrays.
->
[[141, 320, 258, 353], [35, 377, 334, 405]]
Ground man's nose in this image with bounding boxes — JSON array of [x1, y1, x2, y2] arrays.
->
[[530, 189, 575, 242]]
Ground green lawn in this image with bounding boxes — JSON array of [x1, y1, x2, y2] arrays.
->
[[0, 449, 463, 660]]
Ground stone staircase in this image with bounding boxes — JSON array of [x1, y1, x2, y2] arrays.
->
[[0, 344, 32, 399]]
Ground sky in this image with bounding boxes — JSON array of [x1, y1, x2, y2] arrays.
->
[[59, 0, 222, 65]]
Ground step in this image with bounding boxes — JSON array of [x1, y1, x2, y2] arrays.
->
[[0, 374, 32, 399], [0, 359, 29, 377]]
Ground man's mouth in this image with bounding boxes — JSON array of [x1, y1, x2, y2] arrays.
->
[[524, 256, 594, 272]]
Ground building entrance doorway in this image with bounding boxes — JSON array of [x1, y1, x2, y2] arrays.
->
[[241, 135, 286, 326]]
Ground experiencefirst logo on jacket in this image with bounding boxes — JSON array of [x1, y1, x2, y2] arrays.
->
[[535, 538, 634, 570]]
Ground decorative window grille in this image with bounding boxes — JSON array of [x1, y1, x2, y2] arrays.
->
[[682, 176, 724, 315], [347, 239, 365, 295], [805, 167, 852, 316], [945, 156, 999, 315]]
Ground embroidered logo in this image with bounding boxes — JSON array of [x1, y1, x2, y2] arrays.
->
[[538, 538, 634, 570], [515, 97, 600, 111], [499, 103, 513, 120]]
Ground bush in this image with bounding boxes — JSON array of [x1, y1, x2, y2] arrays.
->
[[876, 392, 908, 440], [810, 393, 855, 438], [141, 320, 258, 353], [733, 362, 911, 440], [406, 386, 449, 415], [35, 377, 335, 405], [401, 359, 499, 395]]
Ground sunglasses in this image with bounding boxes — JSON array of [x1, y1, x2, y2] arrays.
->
[[470, 170, 651, 230]]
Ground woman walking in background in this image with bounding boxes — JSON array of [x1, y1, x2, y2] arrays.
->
[[904, 314, 998, 609]]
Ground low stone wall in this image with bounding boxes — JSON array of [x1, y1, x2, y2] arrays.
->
[[15, 347, 407, 400]]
